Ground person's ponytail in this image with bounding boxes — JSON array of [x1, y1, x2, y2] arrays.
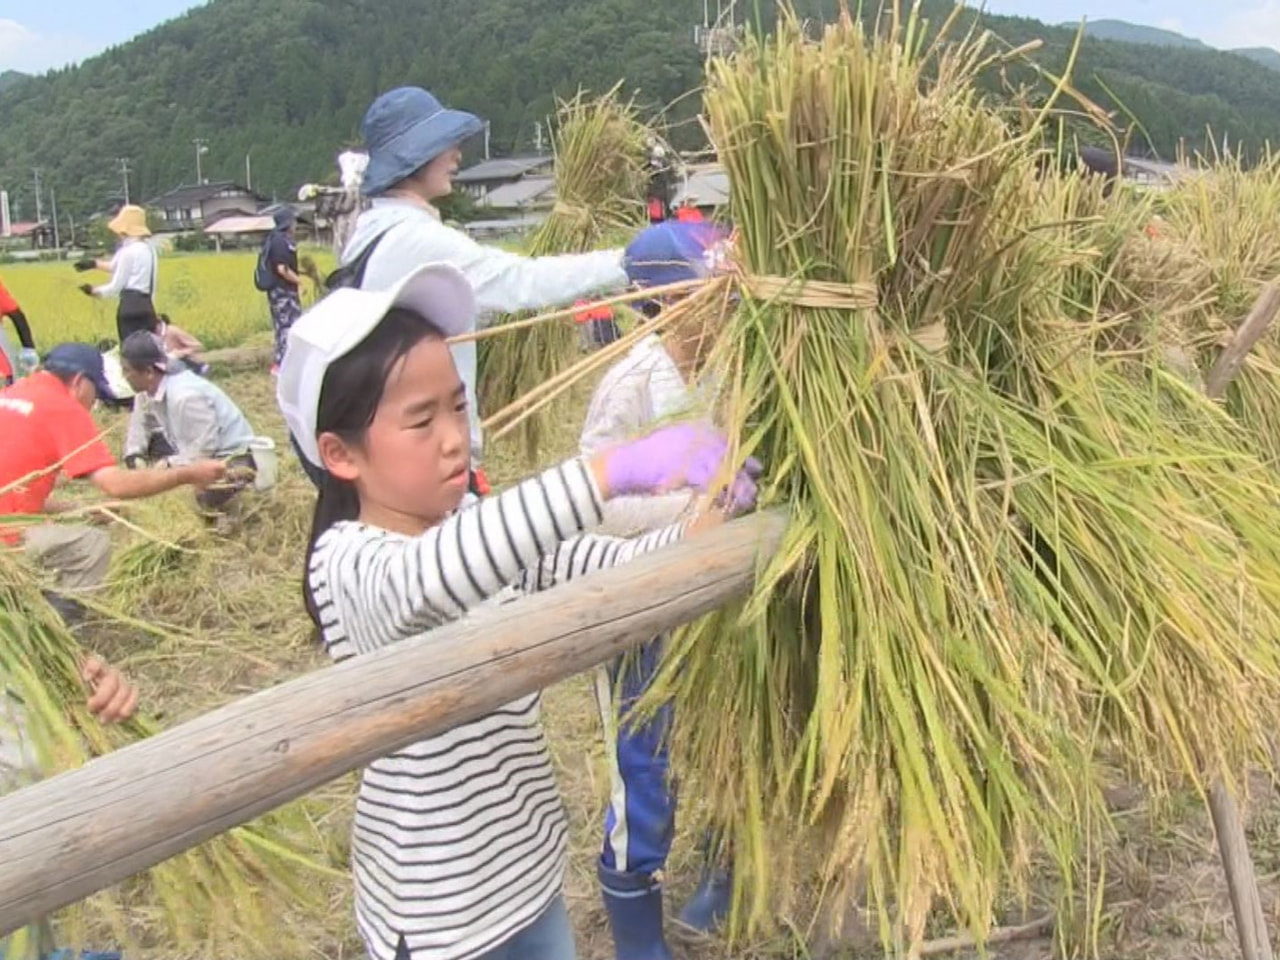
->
[[303, 471, 362, 627]]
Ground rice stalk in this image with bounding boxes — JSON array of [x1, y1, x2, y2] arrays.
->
[[634, 7, 1280, 954], [478, 86, 651, 460], [0, 549, 342, 959]]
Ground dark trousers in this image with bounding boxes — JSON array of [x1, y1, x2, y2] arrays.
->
[[117, 290, 157, 344], [143, 434, 254, 514]]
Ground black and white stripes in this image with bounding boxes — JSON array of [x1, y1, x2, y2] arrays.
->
[[309, 458, 686, 960]]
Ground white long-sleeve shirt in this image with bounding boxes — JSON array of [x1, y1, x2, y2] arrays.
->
[[93, 238, 157, 299], [309, 458, 686, 960], [579, 334, 698, 536], [343, 199, 629, 459]]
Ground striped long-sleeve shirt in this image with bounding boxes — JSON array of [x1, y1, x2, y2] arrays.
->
[[308, 459, 687, 960]]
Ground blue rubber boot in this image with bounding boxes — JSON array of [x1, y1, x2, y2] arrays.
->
[[598, 863, 673, 960], [675, 862, 733, 935]]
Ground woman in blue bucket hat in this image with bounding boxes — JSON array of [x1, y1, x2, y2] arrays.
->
[[318, 86, 632, 496]]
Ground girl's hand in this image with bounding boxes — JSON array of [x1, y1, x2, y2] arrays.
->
[[589, 421, 762, 509], [82, 656, 139, 725]]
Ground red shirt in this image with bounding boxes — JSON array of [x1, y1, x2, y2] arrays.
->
[[0, 372, 115, 520], [0, 277, 18, 317]]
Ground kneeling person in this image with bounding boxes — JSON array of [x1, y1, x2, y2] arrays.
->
[[120, 332, 256, 515], [0, 343, 225, 605]]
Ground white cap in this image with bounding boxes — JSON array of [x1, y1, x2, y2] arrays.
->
[[277, 262, 475, 468]]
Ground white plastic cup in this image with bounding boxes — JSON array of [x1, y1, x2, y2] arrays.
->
[[248, 437, 278, 491]]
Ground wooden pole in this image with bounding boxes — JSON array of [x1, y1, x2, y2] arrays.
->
[[1201, 280, 1280, 960], [1204, 282, 1280, 402], [0, 512, 785, 935]]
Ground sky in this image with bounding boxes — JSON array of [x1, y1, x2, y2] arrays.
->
[[1, 0, 1279, 74]]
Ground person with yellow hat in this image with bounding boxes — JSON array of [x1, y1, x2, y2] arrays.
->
[[73, 204, 160, 345]]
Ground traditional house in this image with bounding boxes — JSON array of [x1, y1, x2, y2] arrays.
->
[[4, 220, 56, 249], [481, 175, 556, 215], [454, 156, 553, 203], [147, 181, 267, 232], [670, 165, 730, 214]]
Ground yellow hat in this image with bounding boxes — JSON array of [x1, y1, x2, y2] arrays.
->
[[108, 205, 150, 238]]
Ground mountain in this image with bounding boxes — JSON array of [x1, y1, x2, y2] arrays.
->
[[0, 71, 27, 94], [1077, 19, 1210, 51], [1077, 19, 1280, 72], [4, 0, 1280, 221], [1235, 47, 1280, 71]]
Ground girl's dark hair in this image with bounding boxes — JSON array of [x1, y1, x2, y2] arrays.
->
[[302, 307, 446, 626]]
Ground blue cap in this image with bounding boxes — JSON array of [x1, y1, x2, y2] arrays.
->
[[623, 221, 731, 289], [361, 87, 485, 196], [274, 207, 297, 229], [43, 343, 113, 399]]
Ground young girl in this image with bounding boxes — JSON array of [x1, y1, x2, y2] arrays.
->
[[277, 261, 760, 960]]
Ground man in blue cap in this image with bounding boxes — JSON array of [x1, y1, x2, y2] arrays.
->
[[0, 343, 225, 602], [257, 207, 303, 372], [333, 86, 633, 496], [579, 221, 737, 959]]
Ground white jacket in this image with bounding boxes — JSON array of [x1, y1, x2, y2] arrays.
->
[[579, 334, 699, 536], [343, 199, 629, 458]]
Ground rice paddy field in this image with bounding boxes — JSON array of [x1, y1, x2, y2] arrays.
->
[[0, 251, 331, 350]]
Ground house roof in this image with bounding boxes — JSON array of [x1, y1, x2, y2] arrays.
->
[[672, 166, 730, 208], [204, 215, 275, 235], [455, 156, 552, 185], [147, 181, 265, 208], [482, 176, 556, 209], [5, 221, 49, 237]]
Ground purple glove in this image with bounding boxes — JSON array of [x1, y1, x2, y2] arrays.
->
[[715, 455, 763, 516], [601, 422, 762, 512]]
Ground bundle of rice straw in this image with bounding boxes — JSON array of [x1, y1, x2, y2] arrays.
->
[[478, 85, 650, 459], [635, 5, 1280, 953], [0, 550, 342, 959]]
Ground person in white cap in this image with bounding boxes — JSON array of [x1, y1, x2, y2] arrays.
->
[[277, 262, 762, 960], [334, 86, 633, 494]]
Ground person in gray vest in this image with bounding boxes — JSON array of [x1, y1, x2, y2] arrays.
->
[[119, 332, 258, 517]]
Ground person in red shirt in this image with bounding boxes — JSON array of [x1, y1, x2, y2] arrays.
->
[[674, 195, 705, 223], [0, 275, 35, 385], [1, 343, 226, 601]]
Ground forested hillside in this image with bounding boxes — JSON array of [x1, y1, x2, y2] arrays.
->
[[3, 0, 1280, 220]]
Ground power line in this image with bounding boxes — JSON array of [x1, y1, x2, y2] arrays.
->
[[117, 158, 132, 205], [192, 137, 209, 184]]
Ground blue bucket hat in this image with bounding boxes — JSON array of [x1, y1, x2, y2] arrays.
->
[[43, 343, 113, 399], [361, 87, 485, 196], [273, 207, 297, 230], [623, 221, 732, 288]]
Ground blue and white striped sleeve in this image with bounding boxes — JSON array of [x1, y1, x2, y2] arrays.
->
[[315, 459, 605, 656], [517, 521, 689, 595]]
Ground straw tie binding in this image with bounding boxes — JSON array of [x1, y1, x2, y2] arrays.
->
[[739, 273, 879, 310], [736, 272, 948, 353]]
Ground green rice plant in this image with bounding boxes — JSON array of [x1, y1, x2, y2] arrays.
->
[[478, 86, 650, 460], [635, 7, 1280, 954], [0, 549, 343, 959]]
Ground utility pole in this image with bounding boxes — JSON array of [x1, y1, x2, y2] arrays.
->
[[117, 158, 132, 205], [192, 137, 209, 184], [484, 121, 491, 161], [535, 122, 543, 154], [245, 152, 252, 191], [50, 187, 59, 248], [31, 168, 42, 223]]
